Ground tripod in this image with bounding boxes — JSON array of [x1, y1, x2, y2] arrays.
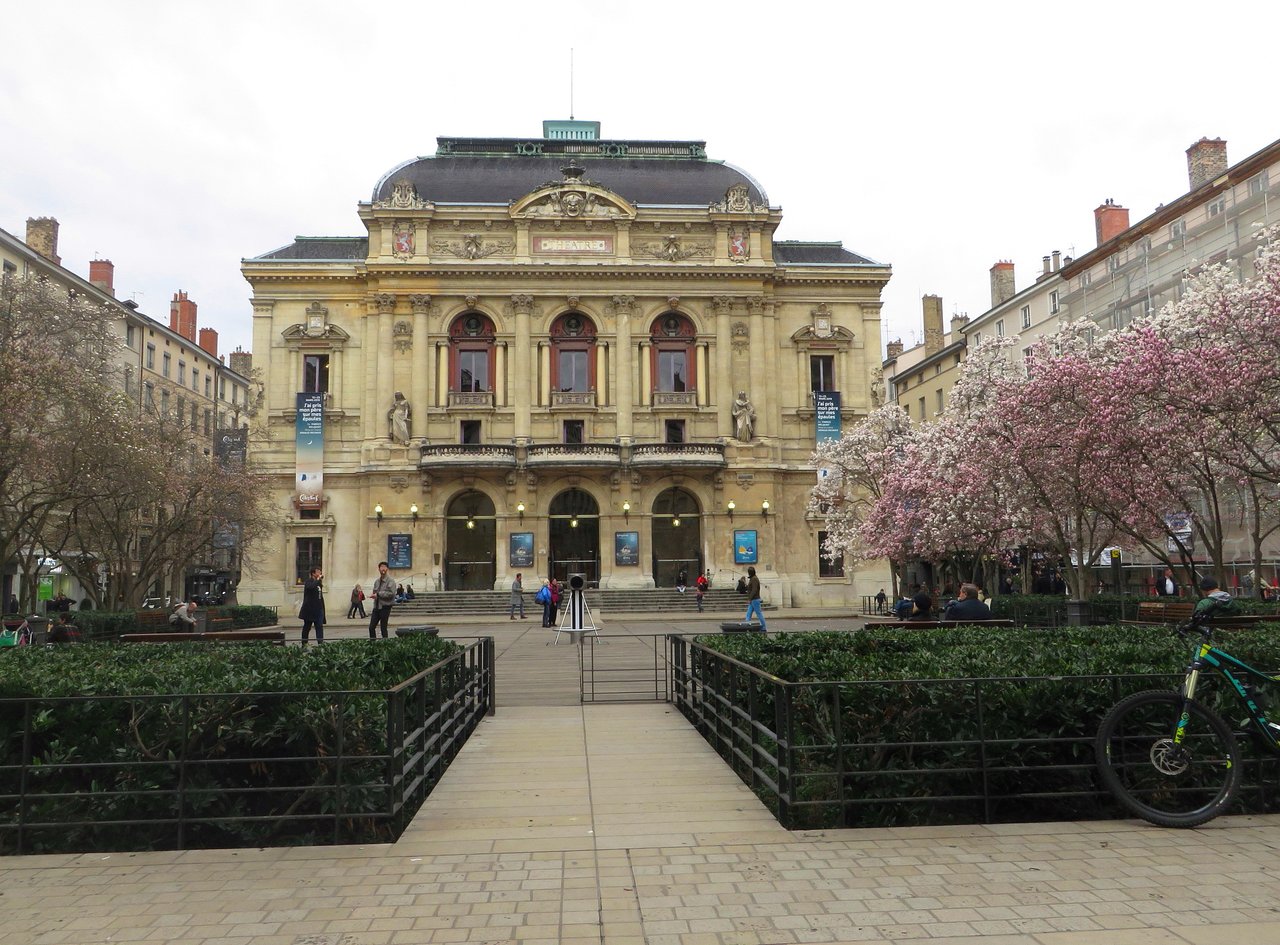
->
[[551, 577, 601, 644]]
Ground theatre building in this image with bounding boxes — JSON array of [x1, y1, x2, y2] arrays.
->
[[240, 121, 890, 609]]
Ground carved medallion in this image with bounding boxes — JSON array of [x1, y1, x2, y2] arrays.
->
[[375, 180, 432, 211], [393, 320, 413, 353], [393, 223, 414, 260], [728, 226, 749, 262]]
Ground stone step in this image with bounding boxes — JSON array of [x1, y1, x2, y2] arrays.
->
[[387, 588, 774, 616]]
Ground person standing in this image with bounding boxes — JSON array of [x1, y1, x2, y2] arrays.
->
[[299, 567, 326, 645], [536, 579, 553, 627], [695, 572, 708, 612], [1156, 567, 1179, 597], [548, 577, 562, 626], [5, 594, 18, 615], [743, 566, 766, 631], [368, 562, 396, 639], [348, 584, 367, 619], [509, 573, 525, 620], [875, 588, 887, 614]]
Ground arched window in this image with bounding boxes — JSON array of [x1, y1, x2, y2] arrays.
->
[[650, 313, 696, 392], [550, 312, 597, 393], [449, 313, 496, 392]]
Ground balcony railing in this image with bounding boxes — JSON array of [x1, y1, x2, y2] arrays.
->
[[550, 390, 597, 409], [448, 391, 494, 409], [630, 442, 726, 467], [420, 444, 517, 468], [526, 443, 621, 467], [651, 391, 698, 409]]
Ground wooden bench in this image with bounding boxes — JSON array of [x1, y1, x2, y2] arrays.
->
[[861, 618, 1016, 629], [132, 610, 174, 633], [119, 630, 286, 644], [1121, 600, 1280, 626]]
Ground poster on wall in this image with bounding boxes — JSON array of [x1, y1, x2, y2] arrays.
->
[[814, 391, 842, 444], [733, 529, 758, 565], [295, 392, 324, 510], [509, 532, 534, 568], [387, 534, 412, 570], [615, 531, 639, 566]]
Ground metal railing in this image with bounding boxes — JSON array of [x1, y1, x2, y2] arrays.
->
[[579, 634, 670, 703], [0, 638, 494, 854], [670, 636, 1280, 829]]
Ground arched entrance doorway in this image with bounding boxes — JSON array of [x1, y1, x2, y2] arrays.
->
[[651, 487, 701, 589], [549, 489, 600, 585], [444, 490, 496, 590]]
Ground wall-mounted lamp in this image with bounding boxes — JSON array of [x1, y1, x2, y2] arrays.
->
[[672, 516, 681, 528], [570, 517, 579, 529], [727, 500, 736, 521], [410, 503, 419, 522], [761, 500, 770, 518], [622, 500, 631, 521], [466, 518, 475, 530], [517, 502, 525, 523], [374, 503, 383, 525]]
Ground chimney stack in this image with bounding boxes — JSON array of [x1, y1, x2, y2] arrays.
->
[[25, 217, 60, 265], [1186, 137, 1228, 191], [1041, 255, 1051, 277], [1094, 199, 1131, 246], [228, 347, 252, 376], [198, 327, 219, 358], [89, 259, 115, 297], [950, 313, 969, 338], [922, 294, 944, 355], [170, 290, 197, 343], [886, 339, 904, 360], [1051, 250, 1061, 271], [989, 260, 1015, 307]]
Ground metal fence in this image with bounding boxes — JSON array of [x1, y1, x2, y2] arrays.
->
[[579, 634, 670, 703], [670, 636, 1280, 829], [0, 638, 494, 854]]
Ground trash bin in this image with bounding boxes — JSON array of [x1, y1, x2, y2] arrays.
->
[[394, 625, 439, 637]]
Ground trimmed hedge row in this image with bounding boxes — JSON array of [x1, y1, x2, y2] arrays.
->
[[694, 623, 1280, 828], [0, 635, 464, 853]]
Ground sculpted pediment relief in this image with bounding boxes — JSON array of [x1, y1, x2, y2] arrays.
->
[[510, 162, 635, 221], [791, 324, 855, 345]]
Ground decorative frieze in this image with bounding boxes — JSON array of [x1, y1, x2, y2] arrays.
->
[[634, 235, 712, 262], [432, 234, 514, 259]]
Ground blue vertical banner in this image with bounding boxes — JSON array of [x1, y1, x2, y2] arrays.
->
[[295, 393, 324, 510], [815, 390, 842, 444]]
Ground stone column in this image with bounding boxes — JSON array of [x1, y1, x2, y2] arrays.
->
[[696, 343, 709, 407], [375, 293, 396, 439], [747, 296, 767, 437], [410, 295, 431, 439], [436, 343, 449, 408], [539, 343, 551, 406], [639, 341, 651, 406], [713, 296, 734, 432], [363, 308, 378, 439], [596, 344, 608, 408], [495, 342, 507, 407], [611, 296, 634, 438], [513, 295, 533, 438]]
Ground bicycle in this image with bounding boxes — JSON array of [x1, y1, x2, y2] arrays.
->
[[1095, 607, 1280, 827]]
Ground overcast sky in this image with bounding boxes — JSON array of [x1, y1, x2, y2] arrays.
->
[[3, 1, 1276, 359]]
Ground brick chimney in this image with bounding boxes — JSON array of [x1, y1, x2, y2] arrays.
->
[[89, 259, 115, 297], [198, 327, 219, 358], [922, 295, 944, 356], [989, 261, 1015, 307], [228, 347, 252, 376], [25, 217, 60, 264], [170, 290, 197, 342], [1187, 137, 1228, 191], [1094, 199, 1130, 247], [885, 339, 904, 360]]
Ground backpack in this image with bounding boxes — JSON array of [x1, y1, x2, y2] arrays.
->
[[736, 577, 747, 595], [535, 586, 550, 605]]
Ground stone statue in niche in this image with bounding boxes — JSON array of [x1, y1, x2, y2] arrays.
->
[[732, 391, 756, 442], [388, 391, 412, 445]]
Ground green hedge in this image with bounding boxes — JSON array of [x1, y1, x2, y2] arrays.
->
[[985, 593, 1280, 625], [694, 623, 1280, 828], [0, 635, 465, 854]]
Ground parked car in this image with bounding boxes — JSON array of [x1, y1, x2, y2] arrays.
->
[[192, 592, 225, 607]]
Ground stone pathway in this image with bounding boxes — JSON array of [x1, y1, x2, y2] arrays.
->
[[6, 614, 1280, 943]]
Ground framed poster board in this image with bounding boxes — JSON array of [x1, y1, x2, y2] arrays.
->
[[614, 531, 640, 566], [509, 531, 534, 568], [387, 533, 412, 570], [733, 529, 758, 565]]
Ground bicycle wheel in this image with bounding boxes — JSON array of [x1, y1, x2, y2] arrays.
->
[[1095, 689, 1240, 828]]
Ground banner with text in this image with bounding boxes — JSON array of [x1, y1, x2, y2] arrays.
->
[[815, 390, 842, 444], [295, 393, 324, 510]]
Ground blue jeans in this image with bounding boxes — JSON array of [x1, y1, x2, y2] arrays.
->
[[745, 598, 765, 630]]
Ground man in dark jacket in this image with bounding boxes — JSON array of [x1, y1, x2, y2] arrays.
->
[[941, 583, 994, 622]]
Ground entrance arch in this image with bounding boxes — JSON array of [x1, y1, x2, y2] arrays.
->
[[549, 488, 600, 585], [444, 490, 496, 590], [651, 487, 701, 589]]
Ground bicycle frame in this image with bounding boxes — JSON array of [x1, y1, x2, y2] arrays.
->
[[1180, 631, 1280, 755]]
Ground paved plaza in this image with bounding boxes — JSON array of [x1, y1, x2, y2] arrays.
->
[[6, 613, 1280, 944]]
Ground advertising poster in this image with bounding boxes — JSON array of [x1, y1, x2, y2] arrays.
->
[[387, 534, 412, 570], [509, 532, 534, 568], [733, 529, 758, 565], [614, 531, 639, 566], [814, 390, 842, 443], [295, 393, 324, 510]]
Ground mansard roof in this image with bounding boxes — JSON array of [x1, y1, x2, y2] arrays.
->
[[773, 241, 880, 266], [371, 137, 769, 208], [252, 238, 369, 261]]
